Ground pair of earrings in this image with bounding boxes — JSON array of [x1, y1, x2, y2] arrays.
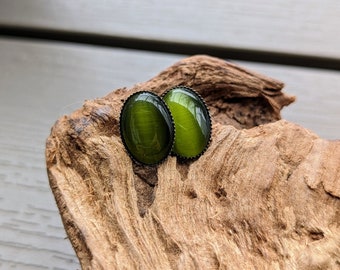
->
[[119, 86, 212, 165]]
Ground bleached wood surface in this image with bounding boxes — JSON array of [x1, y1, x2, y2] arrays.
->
[[1, 0, 340, 59]]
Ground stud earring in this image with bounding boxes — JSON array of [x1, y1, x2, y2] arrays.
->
[[119, 91, 175, 165], [162, 86, 212, 159]]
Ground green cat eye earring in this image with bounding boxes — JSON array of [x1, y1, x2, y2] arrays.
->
[[120, 91, 175, 165], [162, 86, 212, 159], [120, 87, 211, 165]]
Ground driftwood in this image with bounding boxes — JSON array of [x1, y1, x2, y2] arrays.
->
[[46, 55, 340, 269]]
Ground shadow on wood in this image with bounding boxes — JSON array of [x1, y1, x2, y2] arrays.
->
[[46, 55, 340, 269]]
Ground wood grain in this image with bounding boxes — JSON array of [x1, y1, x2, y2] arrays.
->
[[0, 38, 339, 269], [236, 61, 340, 140], [45, 55, 340, 269], [1, 0, 340, 59]]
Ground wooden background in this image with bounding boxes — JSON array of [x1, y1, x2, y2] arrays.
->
[[0, 1, 339, 269]]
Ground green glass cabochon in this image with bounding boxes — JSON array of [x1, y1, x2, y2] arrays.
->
[[162, 86, 212, 159], [120, 91, 175, 165]]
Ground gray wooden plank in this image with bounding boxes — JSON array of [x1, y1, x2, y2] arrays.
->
[[0, 38, 182, 269], [1, 0, 340, 59], [0, 37, 339, 269]]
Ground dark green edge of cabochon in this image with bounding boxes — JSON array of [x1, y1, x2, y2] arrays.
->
[[162, 86, 212, 161], [119, 90, 175, 166]]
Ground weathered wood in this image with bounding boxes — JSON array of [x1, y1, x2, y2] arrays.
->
[[1, 0, 340, 59], [238, 61, 340, 140], [46, 55, 340, 269]]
